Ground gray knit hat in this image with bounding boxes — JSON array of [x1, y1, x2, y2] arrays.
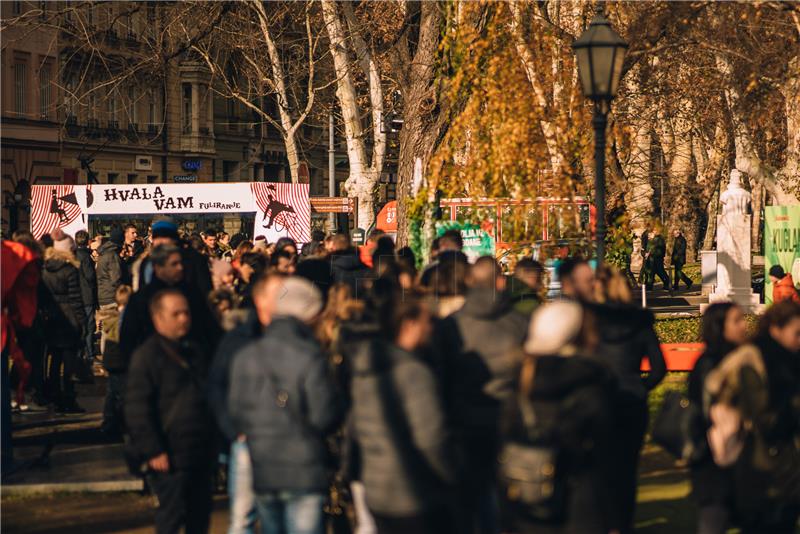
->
[[273, 276, 323, 323]]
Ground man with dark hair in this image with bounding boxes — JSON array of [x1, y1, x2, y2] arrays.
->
[[670, 229, 693, 293], [328, 233, 371, 295], [645, 229, 670, 291], [510, 258, 544, 315], [75, 230, 98, 370], [439, 229, 464, 252], [120, 244, 219, 371], [97, 227, 125, 307], [125, 289, 214, 534], [438, 255, 528, 532], [203, 230, 220, 259], [121, 224, 143, 267], [270, 248, 296, 275], [557, 256, 595, 302]]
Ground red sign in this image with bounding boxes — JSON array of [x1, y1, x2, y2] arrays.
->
[[376, 200, 397, 232]]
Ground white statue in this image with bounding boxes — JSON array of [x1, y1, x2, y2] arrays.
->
[[719, 169, 751, 216]]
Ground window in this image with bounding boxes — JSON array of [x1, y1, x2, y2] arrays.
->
[[107, 173, 119, 184], [182, 83, 192, 133], [12, 1, 21, 16], [64, 75, 77, 117], [128, 86, 138, 124], [107, 90, 118, 123], [147, 175, 158, 184], [13, 61, 27, 114], [89, 93, 98, 120], [39, 64, 52, 120], [127, 174, 137, 184], [147, 91, 156, 126]]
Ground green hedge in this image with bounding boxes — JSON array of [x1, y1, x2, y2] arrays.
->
[[654, 314, 759, 344]]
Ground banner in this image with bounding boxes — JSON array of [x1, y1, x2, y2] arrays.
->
[[764, 205, 800, 305], [30, 183, 311, 243], [436, 220, 495, 263]]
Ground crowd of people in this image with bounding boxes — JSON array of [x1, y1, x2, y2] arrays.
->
[[4, 219, 799, 534]]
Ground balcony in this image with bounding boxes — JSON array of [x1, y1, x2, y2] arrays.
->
[[126, 123, 139, 142], [106, 121, 120, 141], [86, 119, 102, 139]]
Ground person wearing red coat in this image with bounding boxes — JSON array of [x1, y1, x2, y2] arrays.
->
[[769, 264, 800, 304]]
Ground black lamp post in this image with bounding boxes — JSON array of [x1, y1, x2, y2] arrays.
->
[[572, 7, 627, 265]]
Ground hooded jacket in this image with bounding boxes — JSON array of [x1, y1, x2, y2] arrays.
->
[[440, 287, 529, 436], [40, 249, 86, 349], [330, 249, 372, 295], [589, 303, 666, 399], [771, 274, 800, 304], [228, 317, 342, 492], [96, 240, 124, 306], [350, 341, 457, 515]]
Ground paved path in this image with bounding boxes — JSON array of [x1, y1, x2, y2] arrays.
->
[[3, 380, 140, 493]]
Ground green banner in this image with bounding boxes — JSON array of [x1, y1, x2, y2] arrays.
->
[[436, 220, 495, 262], [764, 205, 800, 305]]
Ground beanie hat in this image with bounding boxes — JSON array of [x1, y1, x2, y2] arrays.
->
[[769, 264, 786, 279], [50, 228, 76, 253], [524, 301, 583, 355], [109, 228, 125, 245], [152, 220, 179, 240], [272, 276, 323, 323]]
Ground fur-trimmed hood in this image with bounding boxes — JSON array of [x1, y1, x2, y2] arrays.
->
[[43, 247, 81, 270]]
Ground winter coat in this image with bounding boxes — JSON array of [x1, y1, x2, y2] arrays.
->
[[647, 234, 667, 261], [75, 246, 97, 310], [40, 249, 86, 349], [125, 334, 213, 470], [509, 278, 542, 316], [687, 345, 736, 506], [228, 317, 342, 493], [350, 341, 457, 516], [330, 250, 372, 295], [208, 310, 263, 442], [500, 355, 617, 534], [588, 303, 666, 400], [439, 287, 529, 437], [671, 235, 687, 266], [119, 277, 221, 371], [182, 244, 213, 296], [96, 241, 124, 306], [771, 274, 800, 304]]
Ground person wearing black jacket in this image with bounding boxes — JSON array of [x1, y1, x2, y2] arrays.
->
[[328, 234, 372, 296], [75, 230, 97, 371], [687, 302, 747, 534], [125, 289, 214, 534], [646, 230, 670, 291], [500, 301, 617, 534], [41, 233, 86, 413], [120, 244, 220, 371], [590, 266, 667, 534], [97, 228, 125, 306], [671, 229, 693, 292]]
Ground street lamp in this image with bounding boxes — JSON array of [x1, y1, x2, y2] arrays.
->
[[572, 7, 627, 265]]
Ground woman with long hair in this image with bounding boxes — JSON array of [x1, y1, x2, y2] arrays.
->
[[687, 302, 748, 534], [590, 265, 666, 534]]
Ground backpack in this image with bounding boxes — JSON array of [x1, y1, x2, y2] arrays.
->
[[498, 366, 568, 523]]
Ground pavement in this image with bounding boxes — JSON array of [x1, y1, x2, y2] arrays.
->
[[643, 287, 705, 317], [3, 379, 141, 495]]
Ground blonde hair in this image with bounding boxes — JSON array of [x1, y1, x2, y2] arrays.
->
[[594, 265, 632, 304]]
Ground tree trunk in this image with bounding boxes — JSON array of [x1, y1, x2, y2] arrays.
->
[[702, 187, 719, 251], [751, 182, 764, 253]]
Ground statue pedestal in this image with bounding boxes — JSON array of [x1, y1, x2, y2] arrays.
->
[[703, 171, 762, 314]]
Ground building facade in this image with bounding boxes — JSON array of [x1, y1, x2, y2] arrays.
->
[[1, 1, 366, 237]]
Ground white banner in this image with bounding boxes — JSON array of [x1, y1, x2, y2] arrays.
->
[[31, 183, 311, 243]]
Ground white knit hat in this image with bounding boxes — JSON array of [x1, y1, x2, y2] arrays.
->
[[524, 301, 583, 355], [273, 276, 323, 323]]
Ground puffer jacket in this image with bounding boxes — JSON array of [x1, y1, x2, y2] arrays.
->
[[589, 302, 666, 399], [772, 274, 800, 304], [330, 249, 372, 295], [228, 317, 341, 492], [96, 241, 123, 306], [125, 334, 213, 470], [40, 249, 86, 349], [350, 341, 457, 516], [440, 287, 529, 435]]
